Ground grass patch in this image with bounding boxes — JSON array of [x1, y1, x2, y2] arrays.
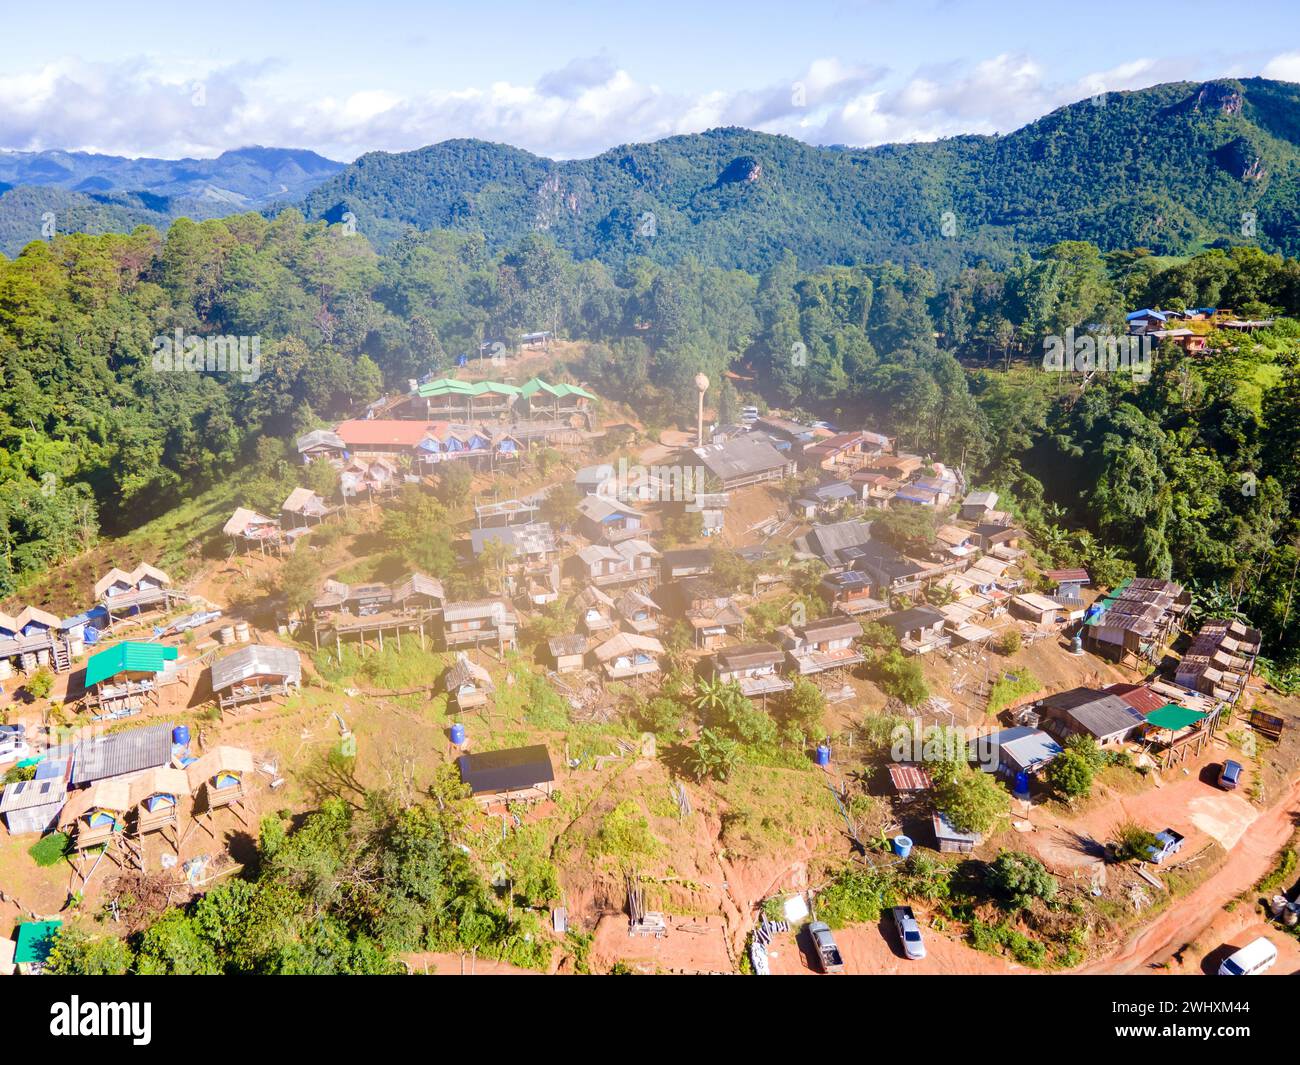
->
[[28, 831, 71, 867], [714, 764, 839, 858], [987, 671, 1040, 716], [968, 917, 1049, 968]]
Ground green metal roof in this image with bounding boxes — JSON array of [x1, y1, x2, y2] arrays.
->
[[14, 919, 61, 964], [418, 378, 521, 398], [1144, 704, 1207, 731], [84, 642, 179, 688], [520, 377, 595, 400]]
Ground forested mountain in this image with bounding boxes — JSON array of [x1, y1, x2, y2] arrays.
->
[[0, 147, 343, 254], [299, 78, 1300, 272], [5, 79, 1299, 269]]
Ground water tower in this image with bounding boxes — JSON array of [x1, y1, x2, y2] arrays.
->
[[694, 373, 710, 446]]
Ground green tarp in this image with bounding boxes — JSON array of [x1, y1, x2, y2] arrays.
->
[[1144, 703, 1207, 731], [14, 919, 61, 964], [84, 641, 178, 688]]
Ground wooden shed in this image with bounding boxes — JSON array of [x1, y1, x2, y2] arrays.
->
[[932, 811, 981, 854], [186, 746, 255, 818]]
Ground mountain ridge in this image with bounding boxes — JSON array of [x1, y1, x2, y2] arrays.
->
[[4, 78, 1300, 269]]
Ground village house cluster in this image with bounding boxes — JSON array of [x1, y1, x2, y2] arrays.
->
[[0, 368, 1282, 972]]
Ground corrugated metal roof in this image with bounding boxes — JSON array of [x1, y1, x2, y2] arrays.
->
[[692, 436, 789, 482], [210, 645, 302, 692], [0, 777, 67, 813], [49, 723, 176, 786]]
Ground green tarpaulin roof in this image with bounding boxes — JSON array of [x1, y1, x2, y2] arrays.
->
[[84, 642, 178, 688], [1144, 703, 1207, 731], [14, 919, 61, 964]]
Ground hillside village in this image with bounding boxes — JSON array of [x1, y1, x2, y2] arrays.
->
[[3, 346, 1299, 978]]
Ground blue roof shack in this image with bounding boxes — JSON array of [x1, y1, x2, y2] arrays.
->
[[893, 484, 939, 506], [1126, 309, 1169, 334]]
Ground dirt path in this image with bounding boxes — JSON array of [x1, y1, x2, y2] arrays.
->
[[1082, 776, 1300, 974]]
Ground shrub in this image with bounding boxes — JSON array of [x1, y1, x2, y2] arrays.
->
[[877, 649, 929, 705], [1046, 748, 1094, 800], [636, 696, 684, 735], [934, 765, 1010, 835], [28, 832, 71, 867], [1114, 821, 1161, 862], [985, 851, 1058, 909], [24, 668, 55, 700]]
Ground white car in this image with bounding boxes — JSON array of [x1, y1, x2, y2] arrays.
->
[[1218, 937, 1278, 976], [0, 724, 29, 766], [892, 906, 927, 961]]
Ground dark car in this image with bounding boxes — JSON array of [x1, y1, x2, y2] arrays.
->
[[1218, 760, 1243, 790]]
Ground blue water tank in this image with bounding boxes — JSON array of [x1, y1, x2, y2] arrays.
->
[[172, 725, 190, 747], [450, 723, 467, 746], [893, 835, 913, 858], [1014, 770, 1031, 797], [814, 744, 831, 767]]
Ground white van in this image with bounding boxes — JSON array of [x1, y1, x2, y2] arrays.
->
[[1218, 936, 1278, 975]]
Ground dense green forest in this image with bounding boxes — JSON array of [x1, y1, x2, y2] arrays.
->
[[300, 78, 1300, 271], [4, 203, 1300, 663]]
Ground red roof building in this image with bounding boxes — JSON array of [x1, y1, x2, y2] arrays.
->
[[1104, 683, 1168, 716], [335, 420, 437, 450]]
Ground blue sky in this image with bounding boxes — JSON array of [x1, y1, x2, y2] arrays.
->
[[2, 0, 1299, 159]]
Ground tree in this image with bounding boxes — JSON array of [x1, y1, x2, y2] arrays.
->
[[774, 677, 826, 739], [870, 504, 937, 553], [275, 548, 323, 617], [381, 488, 457, 577], [876, 649, 929, 706], [934, 766, 1009, 835], [304, 456, 340, 499], [709, 546, 756, 594], [1046, 747, 1094, 800], [985, 850, 1058, 909], [44, 925, 133, 975], [1114, 820, 1161, 862], [636, 696, 684, 735], [476, 539, 516, 595], [686, 729, 740, 782], [431, 463, 473, 506], [540, 481, 581, 530], [134, 910, 222, 974]]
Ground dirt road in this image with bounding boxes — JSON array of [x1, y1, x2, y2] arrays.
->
[[1083, 777, 1300, 974]]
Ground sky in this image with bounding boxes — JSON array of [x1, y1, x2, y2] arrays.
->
[[2, 0, 1300, 162]]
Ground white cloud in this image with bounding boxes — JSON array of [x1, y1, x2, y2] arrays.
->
[[0, 50, 1295, 162], [1263, 51, 1300, 81]]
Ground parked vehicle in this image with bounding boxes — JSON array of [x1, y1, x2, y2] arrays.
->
[[807, 921, 844, 973], [0, 723, 29, 766], [1218, 936, 1278, 975], [1144, 828, 1185, 864], [892, 906, 927, 960], [1218, 760, 1243, 790]]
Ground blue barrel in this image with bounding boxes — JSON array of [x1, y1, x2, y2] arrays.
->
[[450, 723, 466, 746], [892, 835, 913, 858], [1014, 770, 1031, 797], [172, 725, 190, 747], [814, 744, 831, 767]]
